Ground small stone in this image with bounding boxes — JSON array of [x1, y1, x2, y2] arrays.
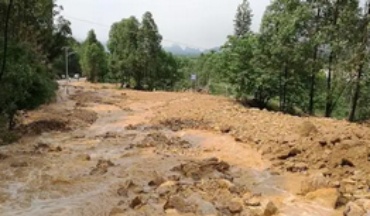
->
[[287, 162, 308, 173], [336, 193, 349, 208], [10, 161, 28, 168], [217, 179, 234, 189], [220, 125, 232, 133], [167, 174, 181, 181], [148, 175, 166, 187], [321, 168, 332, 177], [164, 196, 193, 213], [265, 201, 278, 216], [319, 139, 327, 147], [332, 181, 341, 188], [277, 148, 301, 160], [330, 136, 341, 145], [117, 187, 128, 197], [245, 196, 261, 207], [109, 207, 124, 216], [341, 159, 355, 167], [195, 199, 217, 215], [242, 192, 253, 201], [340, 180, 357, 194], [227, 198, 243, 213], [156, 181, 178, 196], [324, 149, 332, 155], [77, 154, 91, 161], [90, 159, 114, 175], [130, 196, 142, 209]]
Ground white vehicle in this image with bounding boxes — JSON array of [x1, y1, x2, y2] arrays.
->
[[74, 74, 80, 80]]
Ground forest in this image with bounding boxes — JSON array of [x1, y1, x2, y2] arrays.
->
[[1, 0, 370, 134]]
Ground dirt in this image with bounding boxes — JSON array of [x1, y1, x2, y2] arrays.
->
[[0, 80, 369, 216]]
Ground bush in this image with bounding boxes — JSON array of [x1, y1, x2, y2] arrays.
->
[[0, 42, 57, 129]]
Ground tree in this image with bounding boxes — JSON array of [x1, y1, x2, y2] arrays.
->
[[80, 30, 108, 82], [108, 17, 140, 86], [0, 0, 69, 129], [318, 0, 360, 117], [137, 12, 163, 89], [348, 1, 369, 121], [108, 12, 180, 90], [234, 0, 253, 37]]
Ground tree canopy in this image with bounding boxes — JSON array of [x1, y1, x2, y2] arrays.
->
[[0, 0, 71, 129]]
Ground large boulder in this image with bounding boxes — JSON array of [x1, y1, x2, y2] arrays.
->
[[343, 202, 366, 216], [305, 188, 339, 209]]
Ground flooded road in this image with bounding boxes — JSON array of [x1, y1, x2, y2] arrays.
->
[[0, 82, 342, 216]]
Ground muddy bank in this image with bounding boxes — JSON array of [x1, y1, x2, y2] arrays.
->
[[0, 81, 369, 216]]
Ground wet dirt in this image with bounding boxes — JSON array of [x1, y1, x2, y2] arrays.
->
[[0, 81, 368, 216]]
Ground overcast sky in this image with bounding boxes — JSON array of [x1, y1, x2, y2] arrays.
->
[[58, 0, 271, 49]]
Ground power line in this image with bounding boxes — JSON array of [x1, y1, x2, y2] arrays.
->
[[63, 14, 208, 50]]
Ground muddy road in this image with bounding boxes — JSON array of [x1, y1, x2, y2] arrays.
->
[[0, 81, 369, 216]]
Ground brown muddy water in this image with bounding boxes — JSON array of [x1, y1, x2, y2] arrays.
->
[[0, 82, 339, 216]]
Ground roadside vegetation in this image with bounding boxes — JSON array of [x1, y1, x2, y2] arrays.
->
[[1, 0, 370, 137]]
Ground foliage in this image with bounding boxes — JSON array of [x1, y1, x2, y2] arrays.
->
[[234, 0, 253, 37], [79, 30, 108, 82], [0, 0, 70, 129], [176, 0, 370, 121], [107, 12, 180, 90]]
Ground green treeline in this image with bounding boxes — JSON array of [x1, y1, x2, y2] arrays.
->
[[78, 12, 181, 90], [179, 0, 370, 121], [2, 0, 370, 133]]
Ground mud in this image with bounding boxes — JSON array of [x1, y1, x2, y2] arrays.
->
[[0, 81, 369, 216]]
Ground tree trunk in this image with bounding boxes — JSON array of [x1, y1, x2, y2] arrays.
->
[[325, 2, 340, 117], [309, 46, 318, 115], [8, 111, 16, 130], [348, 64, 363, 122], [325, 52, 333, 117], [282, 63, 288, 112], [0, 0, 14, 82], [279, 67, 283, 110]]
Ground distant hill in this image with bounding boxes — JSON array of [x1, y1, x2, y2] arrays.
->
[[203, 47, 221, 53], [164, 44, 220, 56], [164, 44, 202, 56]]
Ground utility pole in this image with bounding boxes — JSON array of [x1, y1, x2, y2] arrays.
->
[[64, 47, 69, 83]]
